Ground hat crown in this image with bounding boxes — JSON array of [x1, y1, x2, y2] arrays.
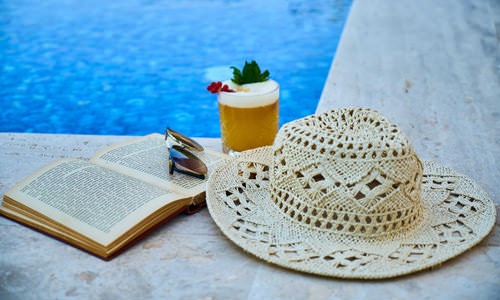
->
[[270, 108, 424, 237]]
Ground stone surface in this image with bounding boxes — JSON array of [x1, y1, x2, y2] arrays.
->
[[1, 0, 499, 299]]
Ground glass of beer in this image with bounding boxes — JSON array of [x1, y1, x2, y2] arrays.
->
[[218, 79, 279, 154]]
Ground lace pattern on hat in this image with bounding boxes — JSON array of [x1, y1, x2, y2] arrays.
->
[[270, 108, 424, 238]]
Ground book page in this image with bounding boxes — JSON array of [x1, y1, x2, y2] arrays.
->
[[4, 158, 186, 245], [90, 134, 227, 197]]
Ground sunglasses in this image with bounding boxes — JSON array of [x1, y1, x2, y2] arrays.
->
[[165, 127, 208, 179]]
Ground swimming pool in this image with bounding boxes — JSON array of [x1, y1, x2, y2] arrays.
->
[[0, 0, 351, 137]]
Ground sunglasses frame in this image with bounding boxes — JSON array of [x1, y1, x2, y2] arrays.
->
[[165, 128, 207, 179], [165, 127, 204, 152], [168, 145, 207, 179]]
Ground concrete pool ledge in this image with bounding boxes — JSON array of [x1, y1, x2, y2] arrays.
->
[[1, 0, 499, 298], [319, 0, 499, 117]]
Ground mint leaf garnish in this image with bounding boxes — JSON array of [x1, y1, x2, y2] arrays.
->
[[230, 60, 270, 85]]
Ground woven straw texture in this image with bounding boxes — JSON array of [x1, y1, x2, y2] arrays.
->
[[206, 108, 496, 279]]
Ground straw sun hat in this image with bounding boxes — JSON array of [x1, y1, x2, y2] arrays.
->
[[206, 107, 496, 279]]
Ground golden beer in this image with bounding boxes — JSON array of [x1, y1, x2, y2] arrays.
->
[[218, 80, 279, 154]]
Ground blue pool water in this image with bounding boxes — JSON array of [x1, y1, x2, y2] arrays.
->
[[0, 0, 351, 137]]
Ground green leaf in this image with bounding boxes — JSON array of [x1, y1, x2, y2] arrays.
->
[[230, 60, 270, 84], [230, 66, 243, 84]]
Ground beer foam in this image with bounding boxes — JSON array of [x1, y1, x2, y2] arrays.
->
[[218, 79, 279, 108]]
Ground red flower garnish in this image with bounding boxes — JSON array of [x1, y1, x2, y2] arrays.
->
[[207, 81, 235, 94]]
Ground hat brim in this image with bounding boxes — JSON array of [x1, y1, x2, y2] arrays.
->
[[206, 146, 496, 279]]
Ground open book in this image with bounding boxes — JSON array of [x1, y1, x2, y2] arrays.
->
[[0, 133, 227, 260]]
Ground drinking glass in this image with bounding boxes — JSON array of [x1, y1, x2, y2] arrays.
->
[[218, 80, 279, 155]]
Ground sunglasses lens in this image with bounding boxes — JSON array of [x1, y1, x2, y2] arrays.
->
[[166, 127, 204, 152], [169, 145, 207, 179]]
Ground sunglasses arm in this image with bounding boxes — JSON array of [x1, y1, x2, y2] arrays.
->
[[168, 158, 175, 175]]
